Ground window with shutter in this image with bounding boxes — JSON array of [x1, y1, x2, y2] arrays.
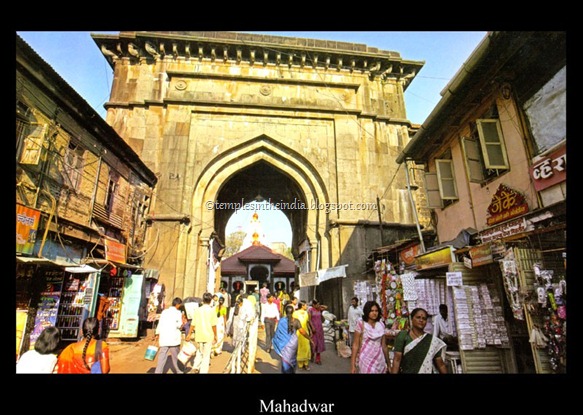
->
[[19, 123, 47, 165], [424, 172, 444, 208], [461, 136, 486, 183], [436, 159, 458, 200], [476, 119, 509, 170]]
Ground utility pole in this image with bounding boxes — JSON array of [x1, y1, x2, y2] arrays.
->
[[376, 196, 384, 245]]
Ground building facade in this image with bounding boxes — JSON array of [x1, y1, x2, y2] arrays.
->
[[16, 35, 158, 353], [397, 32, 566, 373]]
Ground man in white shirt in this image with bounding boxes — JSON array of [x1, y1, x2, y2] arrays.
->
[[261, 294, 280, 353], [347, 297, 363, 347], [433, 304, 458, 348], [154, 297, 184, 374]]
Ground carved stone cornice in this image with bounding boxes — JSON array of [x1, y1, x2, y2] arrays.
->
[[91, 31, 423, 84]]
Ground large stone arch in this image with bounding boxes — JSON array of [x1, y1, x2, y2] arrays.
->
[[185, 134, 331, 296]]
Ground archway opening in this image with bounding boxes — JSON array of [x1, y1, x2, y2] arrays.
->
[[214, 161, 307, 257]]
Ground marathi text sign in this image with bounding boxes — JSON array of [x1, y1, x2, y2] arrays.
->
[[530, 145, 566, 192], [478, 217, 531, 244], [16, 204, 41, 255], [446, 272, 463, 286], [486, 184, 529, 226]]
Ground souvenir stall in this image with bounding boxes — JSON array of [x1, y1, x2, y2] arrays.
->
[[28, 264, 100, 346], [104, 266, 145, 339], [499, 248, 566, 373]]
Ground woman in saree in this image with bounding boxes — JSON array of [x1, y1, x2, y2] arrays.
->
[[390, 307, 448, 374], [212, 296, 228, 356], [273, 304, 313, 373], [351, 300, 390, 373], [57, 317, 110, 374], [292, 301, 312, 370], [308, 299, 327, 365]]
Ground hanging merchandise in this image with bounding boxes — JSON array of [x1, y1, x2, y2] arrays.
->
[[373, 258, 409, 332], [530, 264, 566, 373], [500, 249, 524, 320], [354, 280, 372, 308]]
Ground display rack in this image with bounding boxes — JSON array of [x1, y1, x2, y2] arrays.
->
[[56, 291, 83, 341], [107, 274, 125, 330]]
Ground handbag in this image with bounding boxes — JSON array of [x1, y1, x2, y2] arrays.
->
[[91, 340, 103, 374]]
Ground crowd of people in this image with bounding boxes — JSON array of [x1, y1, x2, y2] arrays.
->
[[16, 281, 456, 375]]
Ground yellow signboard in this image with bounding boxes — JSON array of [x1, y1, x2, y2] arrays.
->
[[415, 246, 454, 270]]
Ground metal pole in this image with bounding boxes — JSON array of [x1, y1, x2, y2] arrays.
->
[[404, 160, 426, 253], [207, 236, 214, 294], [376, 196, 384, 244]]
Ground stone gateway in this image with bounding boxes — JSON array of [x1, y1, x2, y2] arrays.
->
[[91, 31, 428, 315]]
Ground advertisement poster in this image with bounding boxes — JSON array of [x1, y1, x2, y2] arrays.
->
[[109, 274, 144, 338], [30, 270, 63, 347], [16, 204, 41, 255]]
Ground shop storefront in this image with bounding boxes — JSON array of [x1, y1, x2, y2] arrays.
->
[[87, 260, 145, 339], [16, 258, 101, 356]]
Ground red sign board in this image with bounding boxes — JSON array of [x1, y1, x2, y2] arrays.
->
[[530, 145, 566, 192], [104, 238, 126, 264], [486, 184, 529, 226]]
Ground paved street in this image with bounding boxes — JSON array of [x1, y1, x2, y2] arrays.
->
[[107, 326, 351, 374]]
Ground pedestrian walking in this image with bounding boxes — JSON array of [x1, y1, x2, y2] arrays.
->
[[187, 292, 217, 373], [261, 294, 280, 353], [154, 297, 183, 374]]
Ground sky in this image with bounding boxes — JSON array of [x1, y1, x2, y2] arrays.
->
[[16, 30, 487, 248]]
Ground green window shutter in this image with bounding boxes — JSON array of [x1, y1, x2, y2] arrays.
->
[[461, 136, 485, 183], [436, 159, 458, 200], [476, 119, 509, 170], [424, 172, 443, 208]]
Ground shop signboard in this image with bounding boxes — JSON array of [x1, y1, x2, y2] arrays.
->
[[16, 204, 41, 255], [415, 246, 454, 270], [104, 237, 127, 264], [486, 184, 529, 226], [399, 243, 421, 266], [478, 217, 530, 244], [446, 272, 463, 286], [469, 244, 494, 267], [530, 145, 566, 191]]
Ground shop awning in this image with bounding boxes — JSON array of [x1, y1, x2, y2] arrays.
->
[[65, 264, 100, 273], [16, 256, 57, 265], [298, 272, 318, 287], [298, 265, 348, 287], [317, 265, 348, 283], [16, 256, 83, 267]]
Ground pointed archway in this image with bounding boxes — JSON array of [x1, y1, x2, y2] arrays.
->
[[185, 134, 330, 296]]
